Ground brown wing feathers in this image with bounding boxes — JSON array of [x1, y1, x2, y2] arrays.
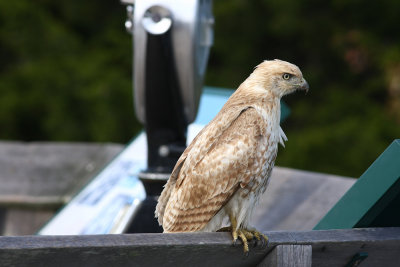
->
[[158, 108, 265, 232]]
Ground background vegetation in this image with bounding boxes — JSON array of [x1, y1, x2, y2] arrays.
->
[[1, 0, 399, 177]]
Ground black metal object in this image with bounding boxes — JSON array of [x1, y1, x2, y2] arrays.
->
[[125, 196, 163, 233], [144, 29, 187, 176], [128, 28, 187, 233]]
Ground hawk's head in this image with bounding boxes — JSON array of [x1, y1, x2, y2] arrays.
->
[[249, 59, 309, 97]]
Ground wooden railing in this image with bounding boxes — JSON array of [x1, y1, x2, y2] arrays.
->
[[1, 228, 399, 266]]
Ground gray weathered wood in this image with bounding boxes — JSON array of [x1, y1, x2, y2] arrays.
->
[[258, 245, 312, 267], [0, 228, 399, 267], [252, 167, 355, 231], [0, 232, 271, 267], [0, 141, 123, 207], [3, 209, 54, 236], [295, 228, 400, 267], [0, 142, 123, 235]]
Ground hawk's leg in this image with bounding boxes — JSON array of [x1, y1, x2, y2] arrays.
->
[[242, 229, 269, 248], [217, 214, 268, 255], [218, 215, 268, 255], [217, 215, 247, 253]]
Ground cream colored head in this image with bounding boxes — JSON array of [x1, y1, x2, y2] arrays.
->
[[246, 59, 309, 98]]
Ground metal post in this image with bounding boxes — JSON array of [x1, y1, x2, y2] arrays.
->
[[121, 0, 213, 232]]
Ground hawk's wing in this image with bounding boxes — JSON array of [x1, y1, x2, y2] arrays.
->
[[158, 107, 268, 232]]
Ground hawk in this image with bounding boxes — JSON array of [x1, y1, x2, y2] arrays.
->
[[155, 59, 309, 253]]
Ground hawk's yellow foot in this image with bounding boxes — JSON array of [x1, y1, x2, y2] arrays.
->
[[235, 229, 269, 254], [245, 229, 269, 248], [217, 215, 269, 254]]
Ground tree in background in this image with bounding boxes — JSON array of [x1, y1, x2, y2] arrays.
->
[[0, 0, 399, 177], [0, 1, 139, 142]]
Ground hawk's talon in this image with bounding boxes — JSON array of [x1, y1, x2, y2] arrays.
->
[[224, 214, 268, 254], [237, 230, 249, 254], [262, 238, 266, 247], [242, 229, 269, 249], [242, 229, 254, 240], [261, 233, 269, 248], [265, 238, 270, 248], [232, 238, 238, 247], [253, 231, 261, 241]]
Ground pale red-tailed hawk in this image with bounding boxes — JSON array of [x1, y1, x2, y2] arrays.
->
[[155, 59, 308, 253]]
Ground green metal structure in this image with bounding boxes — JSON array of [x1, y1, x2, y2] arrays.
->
[[314, 139, 400, 229]]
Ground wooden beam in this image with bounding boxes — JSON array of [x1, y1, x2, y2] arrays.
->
[[252, 167, 354, 231], [258, 245, 312, 267], [0, 228, 399, 267], [0, 142, 123, 208]]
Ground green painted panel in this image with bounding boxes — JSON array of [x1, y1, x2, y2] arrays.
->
[[314, 139, 400, 230], [202, 86, 290, 122]]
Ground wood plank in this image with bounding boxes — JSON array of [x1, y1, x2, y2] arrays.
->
[[3, 209, 54, 236], [0, 228, 399, 267], [0, 142, 125, 236], [292, 228, 400, 267], [252, 167, 355, 231], [0, 142, 123, 207], [0, 232, 278, 267], [258, 245, 312, 267]]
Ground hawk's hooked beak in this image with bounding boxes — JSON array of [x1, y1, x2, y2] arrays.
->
[[298, 79, 309, 94]]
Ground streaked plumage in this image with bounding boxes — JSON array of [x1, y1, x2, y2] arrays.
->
[[156, 59, 308, 251]]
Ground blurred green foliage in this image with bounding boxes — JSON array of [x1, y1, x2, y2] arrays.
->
[[0, 0, 399, 177], [0, 1, 140, 142]]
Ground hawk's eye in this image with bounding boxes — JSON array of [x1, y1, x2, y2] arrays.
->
[[282, 73, 291, 80]]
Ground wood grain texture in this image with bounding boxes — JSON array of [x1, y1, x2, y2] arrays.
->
[[295, 228, 400, 267], [0, 232, 272, 267], [3, 209, 54, 236], [0, 142, 123, 236], [0, 228, 399, 267], [258, 245, 312, 267], [0, 141, 123, 207], [252, 166, 355, 231]]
